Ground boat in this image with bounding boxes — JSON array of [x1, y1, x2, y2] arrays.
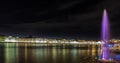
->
[[110, 44, 120, 53]]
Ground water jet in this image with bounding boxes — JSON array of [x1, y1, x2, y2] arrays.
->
[[99, 9, 113, 62]]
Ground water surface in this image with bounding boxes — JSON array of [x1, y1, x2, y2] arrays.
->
[[0, 43, 120, 63]]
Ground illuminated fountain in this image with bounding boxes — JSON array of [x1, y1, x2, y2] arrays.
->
[[100, 9, 113, 62]]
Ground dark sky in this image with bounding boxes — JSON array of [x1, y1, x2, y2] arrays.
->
[[0, 0, 120, 39]]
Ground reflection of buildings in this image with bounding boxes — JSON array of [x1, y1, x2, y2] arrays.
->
[[5, 47, 16, 63]]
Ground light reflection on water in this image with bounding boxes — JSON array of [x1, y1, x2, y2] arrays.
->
[[0, 43, 120, 63]]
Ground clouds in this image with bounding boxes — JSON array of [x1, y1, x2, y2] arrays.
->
[[0, 0, 120, 38], [0, 0, 103, 24]]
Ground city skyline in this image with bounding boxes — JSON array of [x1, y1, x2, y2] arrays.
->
[[0, 0, 120, 63]]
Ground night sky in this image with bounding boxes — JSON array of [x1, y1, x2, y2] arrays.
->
[[0, 0, 120, 39]]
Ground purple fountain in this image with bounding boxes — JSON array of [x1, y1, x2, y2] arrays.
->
[[101, 9, 110, 43], [100, 9, 112, 62]]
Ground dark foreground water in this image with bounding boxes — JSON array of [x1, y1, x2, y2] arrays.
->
[[0, 43, 120, 63]]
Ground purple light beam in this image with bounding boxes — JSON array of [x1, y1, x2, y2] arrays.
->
[[100, 9, 110, 61], [102, 9, 110, 42]]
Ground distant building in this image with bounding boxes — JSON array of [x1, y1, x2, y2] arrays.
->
[[0, 35, 5, 42]]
